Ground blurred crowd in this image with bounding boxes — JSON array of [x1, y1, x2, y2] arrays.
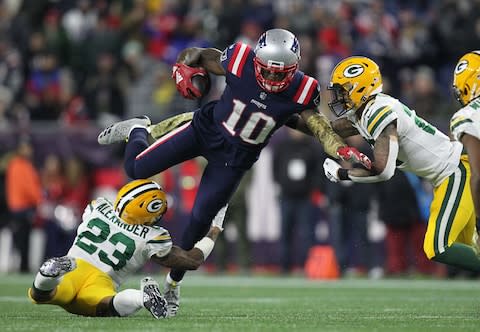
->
[[0, 0, 478, 278]]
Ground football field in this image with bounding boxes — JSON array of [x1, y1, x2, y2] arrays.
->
[[1, 274, 479, 332]]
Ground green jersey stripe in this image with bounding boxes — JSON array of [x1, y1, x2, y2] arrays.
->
[[450, 118, 473, 132], [369, 110, 393, 136]]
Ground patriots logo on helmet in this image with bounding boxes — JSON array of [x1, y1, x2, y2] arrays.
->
[[291, 37, 299, 54]]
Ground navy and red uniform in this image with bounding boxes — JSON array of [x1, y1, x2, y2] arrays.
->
[[124, 42, 320, 280]]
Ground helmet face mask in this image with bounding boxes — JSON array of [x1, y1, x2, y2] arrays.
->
[[328, 56, 383, 117], [114, 179, 168, 226], [453, 51, 480, 107], [253, 29, 300, 93], [327, 82, 355, 117]]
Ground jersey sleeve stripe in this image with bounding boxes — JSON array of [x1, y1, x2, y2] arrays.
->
[[228, 43, 250, 77], [450, 118, 473, 132], [136, 121, 191, 160], [294, 76, 315, 104], [367, 106, 392, 133], [147, 239, 172, 244]]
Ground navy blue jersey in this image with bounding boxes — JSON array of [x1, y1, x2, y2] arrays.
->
[[193, 42, 321, 154]]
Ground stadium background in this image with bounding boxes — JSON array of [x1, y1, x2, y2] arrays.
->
[[0, 0, 477, 278]]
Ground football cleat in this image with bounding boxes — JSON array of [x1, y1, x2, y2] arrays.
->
[[39, 256, 77, 278], [163, 277, 180, 317], [142, 277, 168, 319], [97, 116, 151, 145]]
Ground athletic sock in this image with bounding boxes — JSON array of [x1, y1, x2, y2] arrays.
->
[[112, 289, 143, 317], [433, 243, 480, 272]]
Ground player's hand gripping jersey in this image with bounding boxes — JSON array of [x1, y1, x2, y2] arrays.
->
[[68, 198, 172, 286], [350, 93, 463, 186], [193, 42, 321, 160], [450, 97, 480, 142]]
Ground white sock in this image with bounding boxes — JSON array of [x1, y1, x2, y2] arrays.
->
[[33, 272, 60, 291], [112, 289, 143, 317]]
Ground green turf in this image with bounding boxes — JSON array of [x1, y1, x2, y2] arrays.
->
[[0, 274, 479, 331]]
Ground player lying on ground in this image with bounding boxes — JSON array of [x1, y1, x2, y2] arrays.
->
[[28, 179, 226, 318], [97, 28, 371, 316], [322, 56, 480, 272]]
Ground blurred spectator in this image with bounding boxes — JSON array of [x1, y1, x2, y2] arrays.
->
[[84, 52, 125, 125], [272, 129, 324, 274], [376, 171, 435, 276], [327, 137, 377, 277], [25, 52, 66, 120], [5, 138, 43, 272]]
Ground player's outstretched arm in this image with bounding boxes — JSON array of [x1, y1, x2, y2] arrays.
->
[[176, 47, 225, 76], [299, 109, 347, 157], [461, 134, 480, 216], [324, 123, 398, 183], [151, 226, 222, 270]]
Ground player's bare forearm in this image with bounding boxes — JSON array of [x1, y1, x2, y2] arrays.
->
[[462, 134, 480, 216], [177, 47, 225, 75], [300, 109, 346, 158], [152, 226, 222, 270], [331, 118, 359, 138], [152, 246, 204, 270]]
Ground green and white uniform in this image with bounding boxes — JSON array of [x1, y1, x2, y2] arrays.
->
[[347, 93, 476, 261], [450, 98, 480, 142], [348, 93, 463, 186], [68, 197, 172, 286]]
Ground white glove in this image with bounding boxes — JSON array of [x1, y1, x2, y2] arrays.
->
[[211, 204, 228, 231], [323, 158, 342, 183]]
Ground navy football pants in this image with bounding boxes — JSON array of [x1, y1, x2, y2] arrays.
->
[[125, 123, 246, 281]]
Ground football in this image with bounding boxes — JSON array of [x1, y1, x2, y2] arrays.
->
[[190, 70, 211, 99]]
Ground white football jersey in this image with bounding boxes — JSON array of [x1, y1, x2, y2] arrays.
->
[[68, 197, 172, 286], [348, 93, 463, 186], [450, 98, 480, 142]]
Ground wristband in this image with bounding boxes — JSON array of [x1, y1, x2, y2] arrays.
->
[[338, 168, 350, 180], [193, 237, 215, 260]]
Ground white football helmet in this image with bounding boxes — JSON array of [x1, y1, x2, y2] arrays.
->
[[253, 28, 300, 93]]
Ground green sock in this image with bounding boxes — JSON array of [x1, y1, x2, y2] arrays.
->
[[433, 243, 480, 272]]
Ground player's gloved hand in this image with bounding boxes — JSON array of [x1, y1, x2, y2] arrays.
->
[[211, 204, 228, 231], [323, 158, 342, 183], [171, 63, 207, 99], [336, 146, 372, 170]]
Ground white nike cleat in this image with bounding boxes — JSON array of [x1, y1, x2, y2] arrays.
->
[[39, 256, 77, 278], [163, 276, 181, 317], [97, 116, 151, 145], [141, 277, 168, 319]]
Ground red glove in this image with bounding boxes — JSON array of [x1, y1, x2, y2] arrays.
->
[[336, 146, 372, 170], [172, 63, 208, 99]]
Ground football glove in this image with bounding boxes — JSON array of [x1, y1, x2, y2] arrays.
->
[[336, 146, 372, 170], [323, 158, 342, 183], [171, 63, 208, 99], [211, 204, 228, 231]]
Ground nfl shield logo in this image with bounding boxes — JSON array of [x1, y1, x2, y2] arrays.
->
[[260, 92, 267, 100]]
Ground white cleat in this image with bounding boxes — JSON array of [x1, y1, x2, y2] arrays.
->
[[163, 277, 180, 317], [39, 256, 77, 278], [97, 116, 151, 145], [141, 277, 168, 319]]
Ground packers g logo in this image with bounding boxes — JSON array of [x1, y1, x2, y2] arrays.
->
[[455, 60, 468, 75], [343, 64, 364, 78], [147, 199, 164, 213]]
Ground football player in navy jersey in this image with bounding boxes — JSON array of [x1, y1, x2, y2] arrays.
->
[[97, 28, 370, 316]]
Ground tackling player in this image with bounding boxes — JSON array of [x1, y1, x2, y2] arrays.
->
[[97, 28, 371, 316], [322, 56, 480, 272], [28, 179, 226, 318], [450, 51, 480, 218]]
